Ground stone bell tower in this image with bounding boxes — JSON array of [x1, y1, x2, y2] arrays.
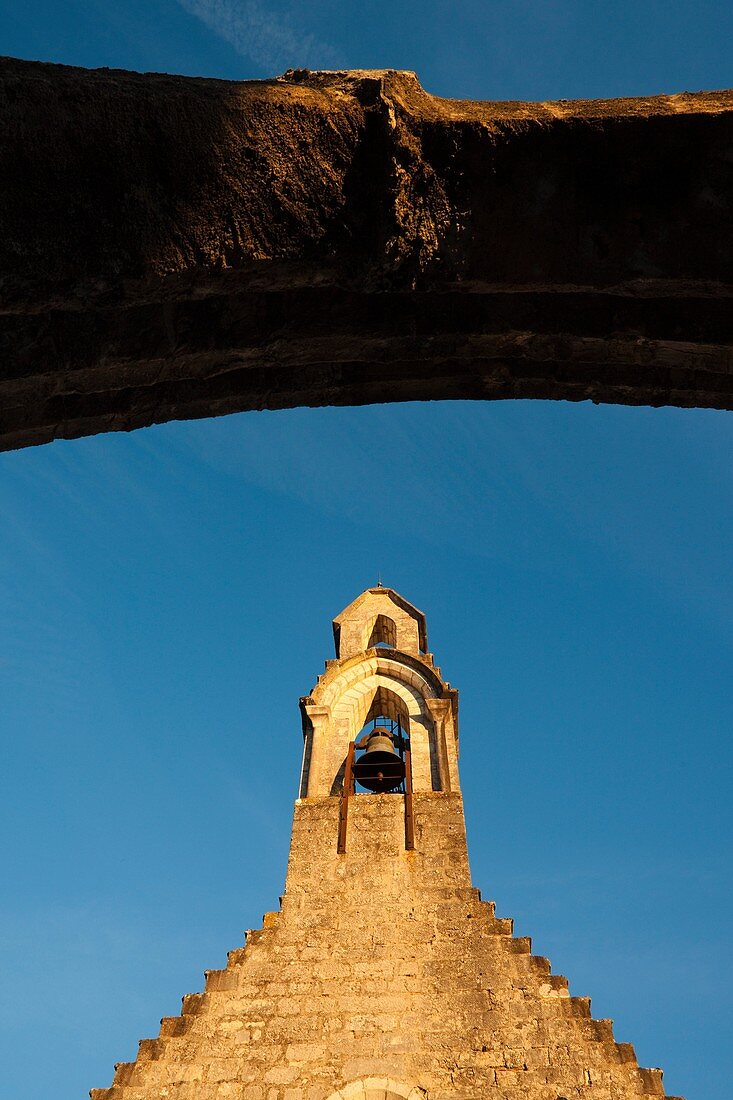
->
[[91, 586, 680, 1100]]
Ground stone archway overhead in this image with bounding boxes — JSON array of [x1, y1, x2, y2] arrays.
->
[[2, 56, 733, 452]]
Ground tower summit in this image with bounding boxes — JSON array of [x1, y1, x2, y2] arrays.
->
[[91, 587, 680, 1100]]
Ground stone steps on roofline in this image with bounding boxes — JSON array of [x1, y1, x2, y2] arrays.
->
[[637, 1066, 666, 1096], [89, 909, 284, 1096], [204, 966, 238, 992], [466, 888, 677, 1098], [112, 1062, 136, 1086], [89, 896, 681, 1100], [159, 1015, 189, 1037], [181, 990, 208, 1015], [135, 1038, 163, 1062], [486, 915, 514, 934], [569, 994, 592, 1017]]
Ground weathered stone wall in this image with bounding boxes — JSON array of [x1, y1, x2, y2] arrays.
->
[[90, 793, 678, 1100], [90, 589, 679, 1099]]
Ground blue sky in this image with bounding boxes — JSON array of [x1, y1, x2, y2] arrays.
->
[[3, 0, 733, 99], [1, 5, 732, 1100]]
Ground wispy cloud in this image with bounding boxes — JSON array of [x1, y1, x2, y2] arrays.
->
[[176, 0, 339, 72]]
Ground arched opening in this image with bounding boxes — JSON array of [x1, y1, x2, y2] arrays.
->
[[329, 686, 411, 796], [366, 614, 397, 649], [325, 1079, 426, 1100], [310, 655, 444, 796], [365, 686, 409, 727]]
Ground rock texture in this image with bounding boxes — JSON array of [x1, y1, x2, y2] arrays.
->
[[1, 58, 733, 450], [90, 588, 682, 1100]]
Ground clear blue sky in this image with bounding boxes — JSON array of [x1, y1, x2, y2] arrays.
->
[[1, 5, 732, 1100]]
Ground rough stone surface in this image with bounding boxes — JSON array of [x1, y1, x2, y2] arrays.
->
[[89, 588, 682, 1100], [1, 58, 733, 450]]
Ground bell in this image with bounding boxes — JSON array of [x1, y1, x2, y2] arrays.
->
[[352, 727, 406, 793]]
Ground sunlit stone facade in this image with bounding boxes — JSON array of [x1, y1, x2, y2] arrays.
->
[[91, 587, 679, 1100]]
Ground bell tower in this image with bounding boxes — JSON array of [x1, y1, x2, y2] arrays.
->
[[91, 587, 681, 1100], [299, 586, 460, 857]]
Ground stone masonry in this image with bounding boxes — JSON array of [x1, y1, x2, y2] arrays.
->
[[3, 60, 733, 451], [90, 587, 681, 1100]]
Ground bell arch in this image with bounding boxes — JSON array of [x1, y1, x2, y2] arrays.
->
[[316, 653, 443, 711], [304, 656, 443, 796], [328, 680, 425, 795], [300, 599, 459, 799], [327, 683, 414, 796], [332, 676, 437, 794], [326, 1079, 426, 1100]]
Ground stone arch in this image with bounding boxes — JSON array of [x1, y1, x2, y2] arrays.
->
[[312, 651, 442, 712], [327, 680, 417, 795], [332, 674, 426, 740], [327, 1079, 426, 1100], [330, 671, 439, 793], [316, 654, 440, 713], [303, 651, 452, 797]]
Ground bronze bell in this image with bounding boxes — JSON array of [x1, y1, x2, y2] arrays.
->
[[352, 727, 406, 793]]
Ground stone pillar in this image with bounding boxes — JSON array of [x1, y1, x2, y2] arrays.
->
[[301, 704, 332, 797], [425, 697, 453, 793]]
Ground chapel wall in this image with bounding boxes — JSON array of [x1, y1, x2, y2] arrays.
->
[[94, 796, 667, 1100]]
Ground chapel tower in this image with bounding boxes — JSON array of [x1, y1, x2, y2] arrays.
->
[[91, 587, 681, 1100]]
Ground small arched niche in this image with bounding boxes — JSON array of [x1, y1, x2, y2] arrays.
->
[[366, 613, 397, 650], [326, 1079, 427, 1100]]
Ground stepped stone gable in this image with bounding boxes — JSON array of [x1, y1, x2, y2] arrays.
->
[[91, 587, 681, 1100]]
